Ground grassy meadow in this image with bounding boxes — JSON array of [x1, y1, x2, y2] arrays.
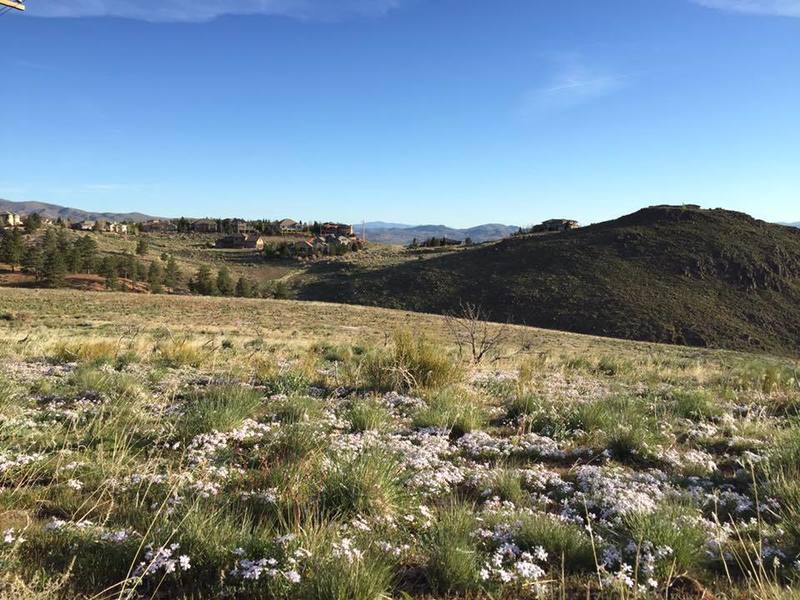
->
[[1, 288, 799, 599]]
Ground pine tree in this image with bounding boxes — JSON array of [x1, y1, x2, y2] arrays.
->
[[235, 276, 253, 298], [164, 256, 181, 289], [24, 212, 42, 234], [42, 248, 67, 288], [22, 245, 44, 279], [191, 265, 217, 295], [135, 237, 149, 256], [0, 228, 25, 272], [75, 236, 97, 273], [100, 257, 119, 290], [216, 266, 234, 296], [121, 253, 136, 280], [148, 261, 164, 294]]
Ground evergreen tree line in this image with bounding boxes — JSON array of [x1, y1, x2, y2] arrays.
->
[[188, 265, 292, 299], [0, 227, 182, 292]]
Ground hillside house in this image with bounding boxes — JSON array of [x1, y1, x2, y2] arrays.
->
[[231, 219, 253, 234], [292, 239, 315, 257], [321, 222, 354, 237], [279, 218, 301, 232], [107, 222, 128, 234], [539, 219, 579, 232], [0, 212, 22, 228], [140, 220, 176, 233], [71, 220, 97, 231], [215, 233, 265, 251], [192, 219, 218, 233]]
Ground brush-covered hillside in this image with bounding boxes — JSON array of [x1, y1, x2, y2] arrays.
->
[[297, 205, 800, 356]]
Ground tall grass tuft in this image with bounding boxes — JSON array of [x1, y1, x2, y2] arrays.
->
[[346, 397, 391, 432], [154, 338, 209, 368], [179, 385, 263, 438], [298, 521, 394, 600], [413, 388, 486, 437], [321, 449, 411, 518], [360, 330, 463, 392], [423, 503, 483, 596]]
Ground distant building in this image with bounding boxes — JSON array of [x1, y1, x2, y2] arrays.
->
[[0, 212, 22, 228], [107, 222, 129, 234], [321, 222, 354, 237], [245, 233, 265, 250], [215, 232, 265, 251], [71, 220, 96, 231], [279, 218, 301, 232], [192, 219, 218, 233], [140, 219, 176, 233], [539, 219, 579, 232], [292, 239, 315, 257], [231, 218, 253, 234]]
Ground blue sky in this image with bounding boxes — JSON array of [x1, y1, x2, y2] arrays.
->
[[1, 0, 798, 227]]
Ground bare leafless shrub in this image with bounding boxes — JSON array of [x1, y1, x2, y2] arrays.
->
[[444, 302, 530, 364]]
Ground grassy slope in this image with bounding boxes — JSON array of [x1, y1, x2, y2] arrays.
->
[[297, 205, 800, 356], [1, 288, 799, 599]]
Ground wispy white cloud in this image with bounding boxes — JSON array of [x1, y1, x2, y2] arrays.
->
[[690, 0, 800, 17], [522, 55, 629, 114], [25, 0, 410, 23]]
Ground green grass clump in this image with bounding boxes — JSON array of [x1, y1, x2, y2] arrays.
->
[[668, 389, 723, 420], [413, 388, 486, 437], [154, 338, 209, 368], [179, 385, 263, 438], [262, 370, 310, 396], [346, 398, 391, 432], [506, 393, 541, 422], [480, 469, 528, 505], [423, 503, 483, 596], [321, 450, 411, 518], [361, 330, 463, 392], [67, 367, 142, 399], [572, 396, 665, 461], [509, 512, 596, 573], [298, 522, 394, 600], [271, 395, 324, 424], [623, 502, 709, 579]]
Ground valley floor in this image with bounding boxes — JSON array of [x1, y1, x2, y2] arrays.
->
[[1, 289, 799, 599]]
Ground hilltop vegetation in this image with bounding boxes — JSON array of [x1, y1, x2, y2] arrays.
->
[[1, 289, 800, 599], [298, 205, 800, 356]]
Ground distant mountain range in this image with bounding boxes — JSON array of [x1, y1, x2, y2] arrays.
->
[[362, 223, 519, 245], [0, 199, 157, 223]]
